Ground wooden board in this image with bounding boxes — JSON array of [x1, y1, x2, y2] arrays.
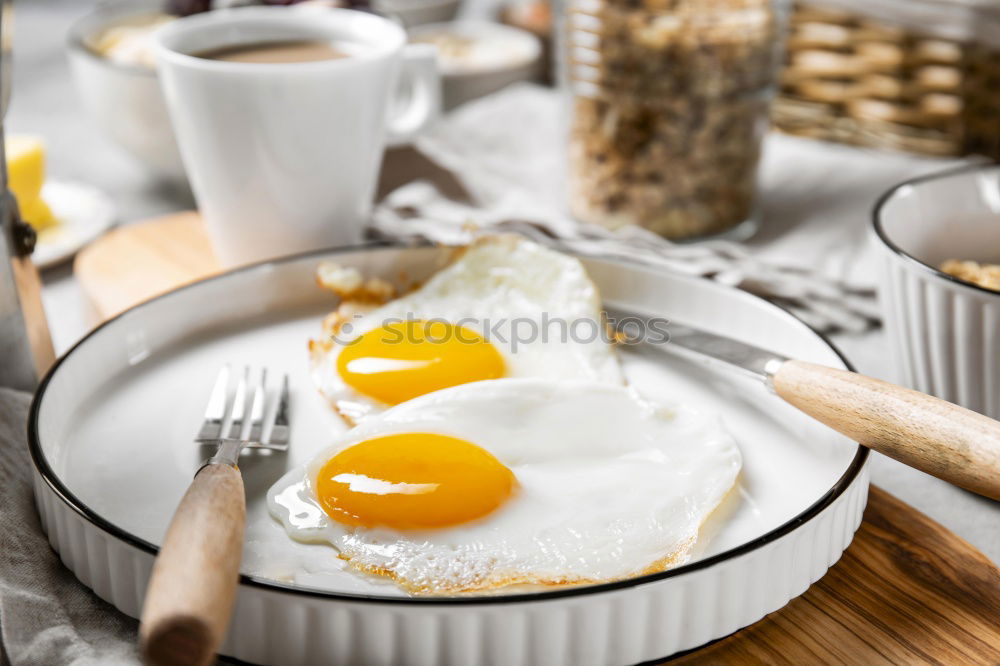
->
[[74, 212, 1000, 664], [75, 211, 220, 320], [671, 486, 1000, 664]]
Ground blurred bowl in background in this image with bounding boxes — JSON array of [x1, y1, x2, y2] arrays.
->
[[66, 0, 186, 181], [873, 164, 1000, 418], [410, 21, 541, 110], [374, 0, 462, 28]]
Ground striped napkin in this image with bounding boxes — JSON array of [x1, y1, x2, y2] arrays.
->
[[370, 84, 965, 334], [0, 388, 138, 665]]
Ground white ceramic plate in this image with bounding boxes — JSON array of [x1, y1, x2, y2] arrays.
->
[[30, 244, 868, 665], [32, 180, 117, 270]]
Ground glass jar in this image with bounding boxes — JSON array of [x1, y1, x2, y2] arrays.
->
[[561, 0, 790, 240]]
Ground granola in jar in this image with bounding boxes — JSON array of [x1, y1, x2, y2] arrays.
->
[[564, 0, 788, 239]]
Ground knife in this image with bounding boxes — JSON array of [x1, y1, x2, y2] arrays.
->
[[604, 307, 1000, 500]]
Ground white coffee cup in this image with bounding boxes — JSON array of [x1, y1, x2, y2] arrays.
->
[[154, 7, 440, 267]]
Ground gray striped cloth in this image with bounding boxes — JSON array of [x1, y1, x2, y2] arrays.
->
[[0, 388, 138, 665], [371, 179, 883, 334], [371, 84, 967, 334]]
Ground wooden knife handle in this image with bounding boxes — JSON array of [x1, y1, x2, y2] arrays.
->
[[140, 463, 246, 666], [772, 360, 1000, 500]]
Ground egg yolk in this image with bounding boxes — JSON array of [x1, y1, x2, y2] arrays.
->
[[336, 320, 505, 405], [315, 433, 516, 530]]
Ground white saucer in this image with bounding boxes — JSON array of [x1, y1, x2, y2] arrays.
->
[[31, 180, 116, 270]]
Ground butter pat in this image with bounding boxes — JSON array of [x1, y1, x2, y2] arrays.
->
[[5, 135, 57, 230], [21, 196, 56, 232]]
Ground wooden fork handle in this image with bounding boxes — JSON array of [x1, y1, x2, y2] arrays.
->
[[772, 360, 1000, 500], [140, 463, 246, 666]]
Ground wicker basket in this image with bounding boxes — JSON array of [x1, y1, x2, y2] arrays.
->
[[773, 2, 1000, 158]]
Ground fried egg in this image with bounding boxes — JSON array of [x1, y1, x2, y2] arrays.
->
[[309, 235, 624, 424], [267, 378, 741, 595]]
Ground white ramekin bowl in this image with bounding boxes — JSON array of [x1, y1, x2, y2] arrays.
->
[[67, 0, 187, 181], [872, 164, 1000, 418]]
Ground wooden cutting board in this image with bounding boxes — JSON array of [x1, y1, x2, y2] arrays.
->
[[74, 213, 1000, 664], [672, 485, 999, 664], [75, 211, 220, 321]]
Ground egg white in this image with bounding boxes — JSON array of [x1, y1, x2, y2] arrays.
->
[[267, 378, 742, 595], [310, 235, 625, 424]]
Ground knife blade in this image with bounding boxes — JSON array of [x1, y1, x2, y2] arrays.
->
[[603, 306, 789, 385]]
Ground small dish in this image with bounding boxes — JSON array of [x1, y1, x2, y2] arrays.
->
[[872, 163, 1000, 418], [409, 21, 541, 109], [375, 0, 462, 28], [31, 180, 117, 270]]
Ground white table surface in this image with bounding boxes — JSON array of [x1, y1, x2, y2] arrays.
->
[[11, 0, 998, 563]]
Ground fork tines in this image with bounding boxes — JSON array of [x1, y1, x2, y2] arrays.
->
[[196, 366, 290, 451]]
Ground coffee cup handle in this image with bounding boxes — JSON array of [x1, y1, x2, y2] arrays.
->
[[385, 43, 441, 147]]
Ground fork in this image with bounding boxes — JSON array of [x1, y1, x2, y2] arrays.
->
[[140, 366, 290, 666]]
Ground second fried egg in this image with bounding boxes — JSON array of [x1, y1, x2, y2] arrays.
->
[[268, 378, 741, 595], [310, 235, 625, 423]]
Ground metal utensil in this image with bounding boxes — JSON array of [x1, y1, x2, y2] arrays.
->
[[606, 306, 1000, 500], [140, 366, 290, 666]]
